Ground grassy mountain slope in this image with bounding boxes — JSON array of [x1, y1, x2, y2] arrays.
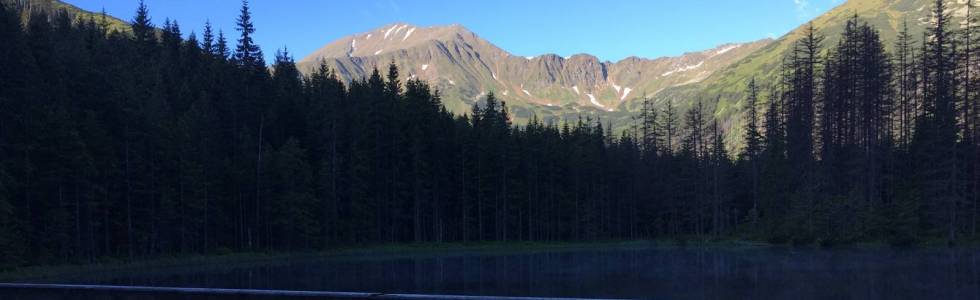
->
[[5, 0, 129, 33], [657, 0, 972, 151]]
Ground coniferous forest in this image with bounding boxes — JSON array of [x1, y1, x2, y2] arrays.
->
[[1, 0, 980, 269]]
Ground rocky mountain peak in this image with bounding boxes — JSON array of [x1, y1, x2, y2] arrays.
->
[[297, 22, 771, 122]]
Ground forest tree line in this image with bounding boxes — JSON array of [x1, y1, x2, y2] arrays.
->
[[0, 0, 978, 268]]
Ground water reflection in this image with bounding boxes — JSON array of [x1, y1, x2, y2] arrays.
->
[[44, 246, 980, 299]]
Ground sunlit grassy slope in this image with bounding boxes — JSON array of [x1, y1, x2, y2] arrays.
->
[[656, 0, 966, 152]]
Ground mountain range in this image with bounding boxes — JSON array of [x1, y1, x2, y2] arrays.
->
[[32, 0, 980, 148], [297, 0, 977, 149], [296, 23, 770, 125]]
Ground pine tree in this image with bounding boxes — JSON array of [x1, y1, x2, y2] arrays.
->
[[201, 21, 216, 57], [640, 97, 661, 156], [131, 0, 154, 47], [271, 47, 304, 143], [914, 0, 961, 243], [709, 119, 730, 236], [662, 99, 678, 155], [895, 19, 918, 149], [742, 78, 763, 225], [761, 84, 789, 240], [962, 0, 980, 239], [233, 0, 264, 70], [742, 79, 764, 160], [215, 29, 230, 60], [786, 23, 822, 169]]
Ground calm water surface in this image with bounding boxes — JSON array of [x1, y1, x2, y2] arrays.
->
[[38, 246, 980, 299]]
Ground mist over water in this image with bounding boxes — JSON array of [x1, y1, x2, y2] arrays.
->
[[38, 246, 980, 299]]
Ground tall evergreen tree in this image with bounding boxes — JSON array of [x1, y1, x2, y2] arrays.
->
[[741, 78, 763, 225], [232, 0, 264, 70], [915, 0, 962, 243], [131, 0, 154, 47]]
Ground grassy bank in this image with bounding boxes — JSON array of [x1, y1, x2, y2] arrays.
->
[[6, 237, 978, 282], [0, 239, 779, 282]]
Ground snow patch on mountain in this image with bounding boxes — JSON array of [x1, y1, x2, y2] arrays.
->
[[587, 94, 603, 108], [374, 49, 383, 55], [612, 84, 621, 93], [525, 56, 535, 60], [384, 25, 397, 39], [572, 85, 580, 95], [521, 84, 531, 96], [502, 90, 509, 96], [366, 33, 372, 39], [403, 27, 415, 41], [621, 88, 632, 101], [448, 79, 456, 85], [492, 72, 498, 80], [661, 61, 704, 77], [394, 24, 408, 36], [422, 64, 429, 71], [715, 44, 740, 55]]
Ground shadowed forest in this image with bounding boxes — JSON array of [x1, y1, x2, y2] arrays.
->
[[0, 0, 979, 269]]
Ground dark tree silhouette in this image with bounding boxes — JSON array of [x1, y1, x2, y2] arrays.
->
[[1, 0, 979, 268]]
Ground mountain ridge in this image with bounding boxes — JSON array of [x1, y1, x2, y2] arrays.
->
[[297, 22, 771, 123], [45, 0, 962, 148], [653, 0, 974, 150], [303, 22, 764, 64]]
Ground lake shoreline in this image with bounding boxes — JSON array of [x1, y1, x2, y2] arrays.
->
[[0, 238, 974, 282]]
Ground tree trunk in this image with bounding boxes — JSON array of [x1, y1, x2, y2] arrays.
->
[[255, 116, 264, 250]]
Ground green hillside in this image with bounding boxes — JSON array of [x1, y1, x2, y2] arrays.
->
[[3, 0, 129, 33], [658, 0, 968, 151]]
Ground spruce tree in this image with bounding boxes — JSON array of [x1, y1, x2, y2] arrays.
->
[[131, 0, 154, 47], [201, 21, 215, 57], [915, 0, 961, 243], [233, 0, 264, 70], [742, 78, 763, 225]]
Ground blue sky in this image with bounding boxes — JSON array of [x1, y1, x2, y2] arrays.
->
[[66, 0, 841, 63]]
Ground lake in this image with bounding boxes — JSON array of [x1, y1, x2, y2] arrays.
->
[[27, 245, 980, 299]]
